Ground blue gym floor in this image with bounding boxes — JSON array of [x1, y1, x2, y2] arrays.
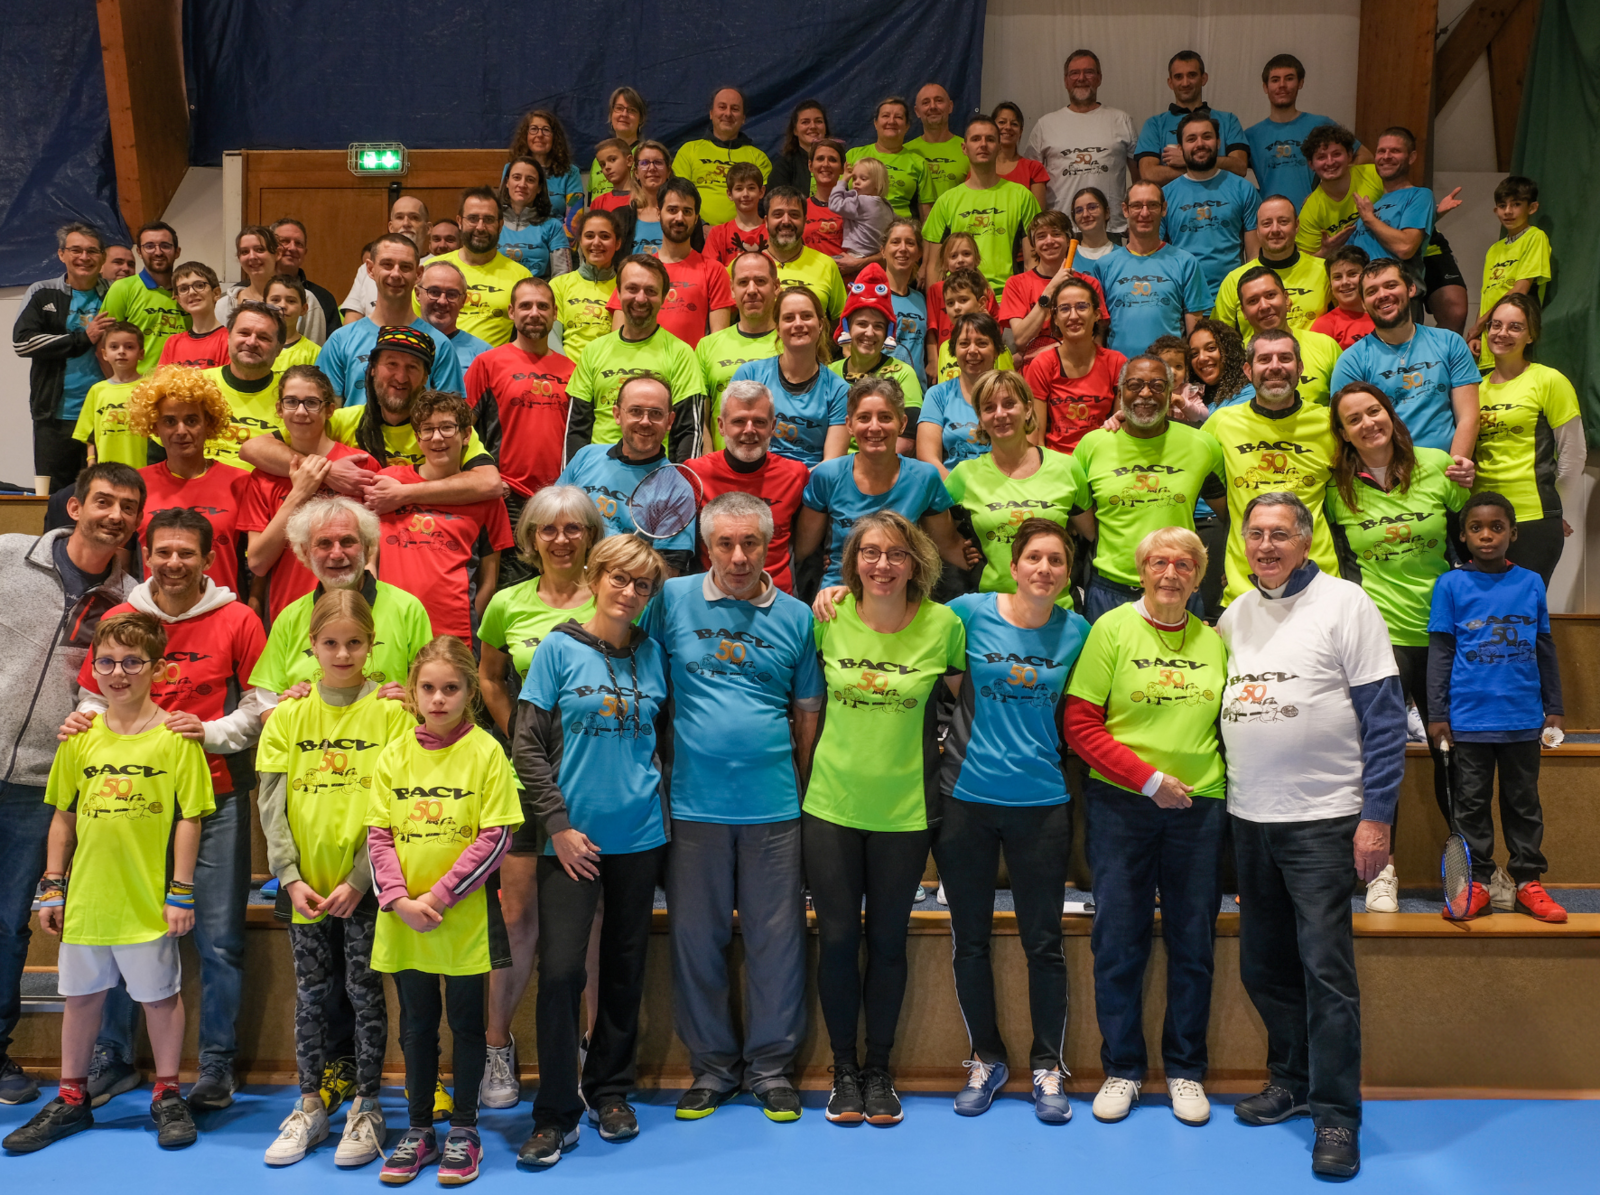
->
[[2, 1085, 1594, 1192]]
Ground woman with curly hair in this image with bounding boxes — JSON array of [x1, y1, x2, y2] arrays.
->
[[506, 109, 583, 224], [1179, 319, 1251, 617], [126, 365, 252, 594]]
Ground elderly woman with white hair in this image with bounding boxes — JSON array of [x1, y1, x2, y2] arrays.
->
[[1063, 525, 1229, 1130]]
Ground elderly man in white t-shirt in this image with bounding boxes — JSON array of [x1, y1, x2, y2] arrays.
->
[[1215, 491, 1405, 1182], [1026, 49, 1137, 234]]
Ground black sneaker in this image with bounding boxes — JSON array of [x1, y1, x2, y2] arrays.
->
[[757, 1084, 802, 1122], [151, 1091, 198, 1149], [1312, 1125, 1361, 1179], [1234, 1081, 1310, 1126], [0, 1056, 39, 1106], [825, 1064, 864, 1124], [86, 1047, 140, 1108], [2, 1097, 91, 1152], [517, 1123, 577, 1168], [587, 1099, 639, 1142], [187, 1062, 235, 1112], [860, 1068, 903, 1126], [674, 1086, 733, 1120]]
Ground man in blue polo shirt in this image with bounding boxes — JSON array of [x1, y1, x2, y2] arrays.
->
[[1244, 54, 1369, 211], [1081, 180, 1211, 357], [1330, 258, 1479, 457], [1346, 128, 1434, 288], [643, 491, 822, 1124], [1161, 113, 1262, 297], [1134, 51, 1249, 185]]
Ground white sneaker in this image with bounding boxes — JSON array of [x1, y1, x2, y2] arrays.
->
[[1489, 865, 1516, 912], [480, 1036, 519, 1108], [334, 1095, 386, 1167], [936, 882, 948, 906], [1167, 1077, 1210, 1125], [1364, 864, 1399, 913], [1406, 702, 1426, 743], [265, 1095, 329, 1165], [1091, 1076, 1140, 1122], [913, 883, 927, 902]]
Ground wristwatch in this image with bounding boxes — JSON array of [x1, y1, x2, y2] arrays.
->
[[1036, 292, 1052, 309]]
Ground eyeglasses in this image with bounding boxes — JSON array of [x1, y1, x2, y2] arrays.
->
[[1144, 557, 1196, 576], [603, 570, 655, 597], [1125, 201, 1162, 212], [139, 241, 176, 252], [1244, 529, 1301, 545], [1121, 378, 1168, 393], [459, 214, 498, 226], [417, 423, 461, 440], [537, 522, 587, 541], [419, 286, 465, 302], [93, 656, 151, 676], [280, 396, 325, 412], [621, 406, 669, 424], [858, 546, 911, 565], [174, 281, 213, 295]]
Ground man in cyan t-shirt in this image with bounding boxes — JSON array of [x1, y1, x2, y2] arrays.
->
[[1134, 51, 1249, 186], [1346, 129, 1434, 289], [1244, 54, 1369, 211], [1160, 113, 1261, 297]]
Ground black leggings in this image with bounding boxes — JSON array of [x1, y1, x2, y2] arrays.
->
[[1509, 514, 1565, 588], [392, 969, 486, 1129], [802, 813, 931, 1070], [1393, 644, 1448, 833]]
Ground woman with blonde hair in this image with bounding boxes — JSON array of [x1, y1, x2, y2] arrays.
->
[[731, 285, 849, 468]]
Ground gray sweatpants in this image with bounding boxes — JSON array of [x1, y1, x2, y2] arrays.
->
[[665, 818, 807, 1094]]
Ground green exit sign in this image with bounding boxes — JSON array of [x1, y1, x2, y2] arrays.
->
[[348, 142, 408, 175]]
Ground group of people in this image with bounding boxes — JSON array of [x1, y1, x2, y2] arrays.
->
[[1, 44, 1578, 1187]]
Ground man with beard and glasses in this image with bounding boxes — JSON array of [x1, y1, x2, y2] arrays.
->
[[1135, 51, 1249, 186], [1159, 113, 1261, 298], [101, 221, 188, 372], [269, 218, 336, 344], [416, 259, 491, 373], [698, 252, 780, 441], [340, 196, 431, 323], [319, 234, 463, 407], [0, 463, 144, 1105], [1203, 329, 1339, 604], [1073, 355, 1225, 621], [1235, 267, 1342, 409], [1211, 197, 1330, 336], [684, 381, 810, 594], [202, 301, 289, 469], [1079, 181, 1209, 357], [758, 187, 846, 325], [422, 188, 531, 347], [1330, 258, 1479, 456], [605, 179, 733, 349], [1028, 50, 1137, 233]]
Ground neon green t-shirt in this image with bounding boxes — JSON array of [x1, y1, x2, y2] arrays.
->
[[417, 251, 531, 346], [1285, 326, 1342, 408], [1296, 164, 1383, 256], [935, 342, 1015, 383], [365, 727, 523, 975], [1212, 251, 1330, 334], [256, 688, 415, 923], [1478, 227, 1553, 369], [698, 323, 780, 449], [46, 721, 214, 945], [1202, 397, 1339, 604], [101, 273, 189, 373], [549, 270, 617, 363], [202, 365, 284, 470], [672, 140, 773, 226], [1066, 602, 1228, 798], [273, 337, 322, 370], [1326, 447, 1468, 646], [478, 577, 597, 685], [808, 595, 965, 832], [73, 379, 149, 467], [845, 144, 935, 218], [1475, 362, 1581, 523], [326, 405, 491, 470], [1075, 423, 1226, 586], [923, 180, 1042, 292], [906, 136, 971, 201], [250, 581, 434, 692], [565, 326, 704, 447], [944, 447, 1088, 605], [829, 353, 924, 410], [763, 248, 848, 324]]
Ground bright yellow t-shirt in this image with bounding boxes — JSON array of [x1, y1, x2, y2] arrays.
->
[[1478, 227, 1553, 369], [274, 337, 322, 371], [1475, 362, 1581, 523], [1296, 164, 1383, 256], [1212, 252, 1331, 334], [73, 378, 149, 467], [202, 366, 284, 470], [549, 270, 617, 364]]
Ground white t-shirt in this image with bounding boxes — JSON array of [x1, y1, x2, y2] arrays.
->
[[1216, 569, 1398, 824], [340, 266, 376, 317], [1026, 104, 1138, 233], [1075, 241, 1116, 261]]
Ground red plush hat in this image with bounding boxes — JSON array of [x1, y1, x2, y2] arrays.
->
[[835, 262, 898, 348]]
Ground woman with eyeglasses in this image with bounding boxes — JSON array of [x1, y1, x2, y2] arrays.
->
[[506, 109, 584, 226], [623, 141, 673, 257], [587, 88, 647, 191], [1064, 526, 1228, 1130], [515, 534, 671, 1166]]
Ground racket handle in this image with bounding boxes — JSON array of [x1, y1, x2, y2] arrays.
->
[[1063, 239, 1079, 274]]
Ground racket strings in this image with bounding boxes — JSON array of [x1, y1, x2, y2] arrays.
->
[[629, 467, 698, 540], [1442, 835, 1473, 918]]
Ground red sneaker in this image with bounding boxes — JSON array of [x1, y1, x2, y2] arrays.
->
[[1442, 880, 1491, 921], [1514, 880, 1568, 923]]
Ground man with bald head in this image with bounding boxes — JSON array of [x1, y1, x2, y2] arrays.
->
[[908, 82, 969, 201], [1211, 195, 1331, 334], [674, 88, 772, 227]]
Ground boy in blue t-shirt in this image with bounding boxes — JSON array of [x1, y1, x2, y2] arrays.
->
[[1426, 492, 1566, 923]]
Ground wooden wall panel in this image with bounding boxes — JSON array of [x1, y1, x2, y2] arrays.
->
[[1488, 0, 1543, 171], [1357, 0, 1439, 183], [97, 0, 189, 233]]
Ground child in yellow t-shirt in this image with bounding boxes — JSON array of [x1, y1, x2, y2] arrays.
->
[[73, 322, 151, 468], [1470, 176, 1552, 369]]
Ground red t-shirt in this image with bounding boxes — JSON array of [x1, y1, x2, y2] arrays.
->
[[138, 460, 253, 596], [157, 327, 230, 370], [1023, 345, 1128, 454], [927, 282, 1002, 348], [683, 449, 810, 594], [1000, 158, 1050, 190], [1311, 306, 1375, 351], [464, 342, 574, 497], [591, 191, 632, 213], [373, 465, 516, 642], [605, 249, 734, 348], [704, 219, 770, 266], [804, 198, 844, 258], [998, 269, 1108, 362], [236, 441, 374, 622], [77, 598, 266, 792]]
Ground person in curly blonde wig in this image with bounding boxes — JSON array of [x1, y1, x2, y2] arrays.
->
[[125, 365, 243, 445]]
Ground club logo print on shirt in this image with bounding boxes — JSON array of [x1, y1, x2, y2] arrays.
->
[[977, 651, 1060, 707], [384, 506, 464, 552], [394, 785, 480, 847], [573, 682, 653, 739], [580, 484, 629, 519], [1127, 657, 1216, 707], [152, 650, 218, 700], [831, 655, 922, 712], [1477, 402, 1526, 442], [1222, 671, 1300, 722], [508, 371, 567, 409], [292, 736, 382, 799], [79, 764, 171, 819], [1229, 440, 1318, 491], [684, 627, 776, 682], [977, 499, 1059, 547], [1461, 615, 1537, 665], [775, 410, 824, 446], [1105, 464, 1190, 509], [1355, 510, 1440, 563]]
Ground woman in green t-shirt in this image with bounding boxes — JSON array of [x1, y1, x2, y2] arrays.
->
[[806, 511, 965, 1128], [476, 483, 603, 1104], [1063, 526, 1227, 1128]]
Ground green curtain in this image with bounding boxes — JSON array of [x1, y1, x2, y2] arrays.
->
[[1513, 0, 1600, 445]]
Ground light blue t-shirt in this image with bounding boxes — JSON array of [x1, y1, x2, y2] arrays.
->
[[942, 592, 1089, 806], [555, 444, 697, 555], [59, 287, 106, 419], [1244, 112, 1351, 211], [801, 453, 954, 589], [546, 165, 585, 225], [632, 219, 663, 257], [521, 629, 670, 854], [317, 316, 465, 407], [1161, 172, 1263, 297], [1135, 106, 1248, 161], [733, 355, 849, 468], [1329, 325, 1478, 451], [1428, 564, 1549, 738], [448, 328, 491, 374], [1347, 184, 1436, 272], [642, 575, 823, 823], [1081, 245, 1212, 358], [890, 289, 929, 391], [499, 218, 569, 279], [919, 378, 989, 469]]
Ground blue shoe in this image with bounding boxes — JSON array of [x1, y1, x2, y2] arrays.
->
[[952, 1058, 1008, 1116], [0, 1057, 40, 1105], [1032, 1069, 1073, 1124]]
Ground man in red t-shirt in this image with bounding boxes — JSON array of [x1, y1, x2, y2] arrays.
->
[[139, 458, 252, 597], [683, 379, 808, 593], [606, 178, 733, 347]]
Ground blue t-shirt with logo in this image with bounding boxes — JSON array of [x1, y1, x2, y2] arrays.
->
[[317, 316, 464, 407], [1330, 325, 1478, 451], [919, 378, 989, 469], [733, 355, 850, 467], [642, 576, 823, 823], [1081, 244, 1212, 358], [1347, 184, 1436, 269], [499, 219, 569, 279], [1135, 107, 1248, 162], [554, 444, 698, 555], [1428, 564, 1549, 738], [60, 287, 106, 419], [889, 289, 929, 391], [631, 219, 663, 257], [941, 592, 1089, 806], [521, 629, 670, 854], [449, 328, 491, 374], [1245, 112, 1351, 210], [801, 453, 953, 589], [1161, 172, 1263, 296]]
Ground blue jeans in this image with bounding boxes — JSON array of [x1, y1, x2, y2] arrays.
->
[[1084, 778, 1224, 1081], [1083, 575, 1206, 624], [0, 781, 52, 1059], [100, 788, 251, 1070]]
